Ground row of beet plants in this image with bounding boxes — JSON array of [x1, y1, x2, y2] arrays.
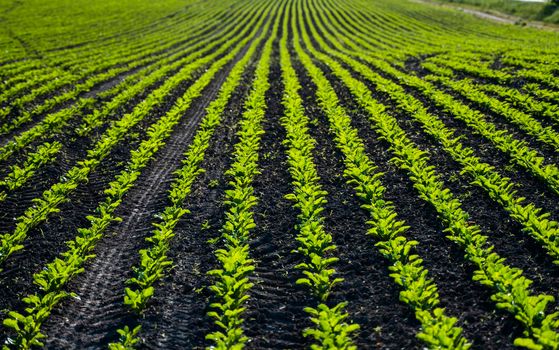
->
[[0, 25, 216, 137], [107, 7, 273, 349], [75, 1, 260, 136], [305, 4, 559, 348], [424, 53, 559, 93], [0, 60, 50, 84], [0, 0, 232, 89], [421, 63, 559, 129], [523, 83, 559, 105], [404, 77, 559, 262], [475, 83, 559, 127], [330, 0, 559, 147], [1, 66, 143, 136], [403, 71, 559, 197], [1, 0, 257, 189], [501, 52, 559, 72], [0, 14, 265, 347], [203, 5, 282, 348], [278, 11, 358, 349], [425, 54, 507, 83], [0, 69, 65, 107], [0, 142, 61, 202], [434, 54, 559, 105], [1, 53, 147, 132], [293, 3, 471, 349], [0, 13, 260, 270], [0, 35, 145, 108], [318, 21, 559, 265]]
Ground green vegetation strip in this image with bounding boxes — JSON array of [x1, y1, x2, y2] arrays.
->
[[429, 74, 559, 152], [203, 6, 280, 349], [0, 142, 61, 202], [0, 0, 265, 207], [0, 0, 254, 140], [279, 8, 358, 349], [0, 2, 262, 168], [420, 63, 559, 128], [475, 82, 559, 127], [316, 2, 559, 264], [0, 4, 231, 128]]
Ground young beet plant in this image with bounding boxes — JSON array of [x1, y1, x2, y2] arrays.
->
[[0, 141, 61, 201]]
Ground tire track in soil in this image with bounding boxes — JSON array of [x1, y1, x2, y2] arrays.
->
[[137, 22, 280, 348], [0, 1, 234, 281], [0, 1, 42, 61], [291, 53, 424, 350], [0, 6, 251, 150], [0, 43, 206, 178], [0, 37, 233, 343], [0, 139, 135, 341], [137, 60, 258, 350], [0, 63, 203, 341], [0, 22, 219, 145], [41, 41, 253, 349], [0, 26, 237, 227], [0, 66, 199, 271], [314, 56, 522, 348], [243, 52, 312, 350], [0, 66, 178, 226]]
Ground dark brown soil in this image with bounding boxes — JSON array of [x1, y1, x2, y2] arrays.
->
[[1, 1, 559, 349]]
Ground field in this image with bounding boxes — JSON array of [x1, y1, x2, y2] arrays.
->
[[0, 0, 559, 349], [436, 0, 559, 24]]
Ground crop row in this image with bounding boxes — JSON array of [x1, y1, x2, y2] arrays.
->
[[293, 2, 476, 348], [278, 9, 359, 349], [0, 0, 250, 136], [0, 0, 268, 214], [0, 2, 241, 137], [1, 0, 558, 348], [313, 0, 559, 268], [202, 5, 281, 348]]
